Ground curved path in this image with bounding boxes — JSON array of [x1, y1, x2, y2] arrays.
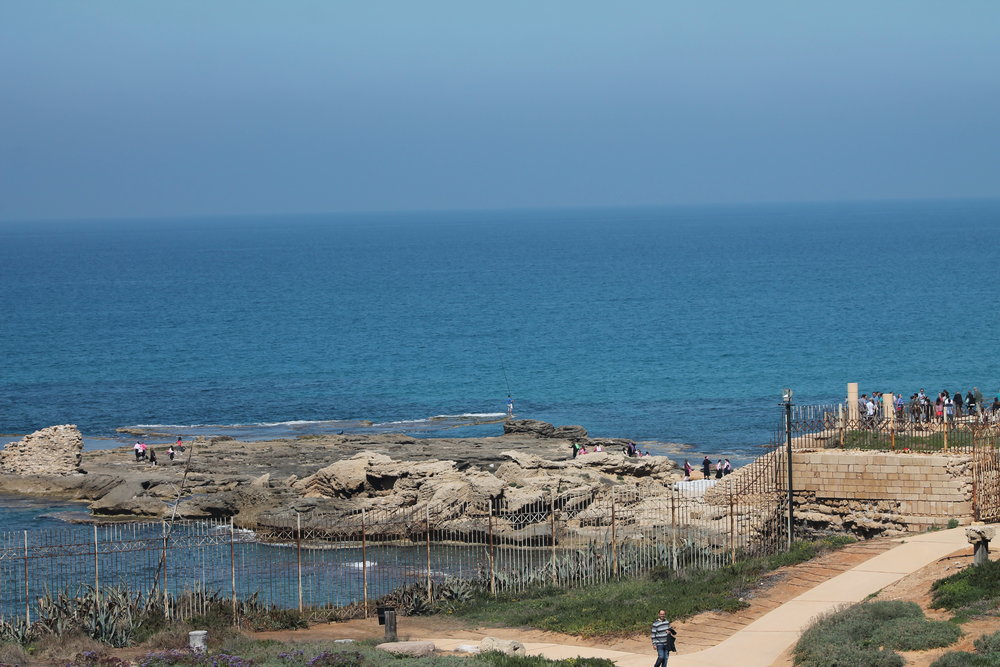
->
[[419, 527, 973, 666]]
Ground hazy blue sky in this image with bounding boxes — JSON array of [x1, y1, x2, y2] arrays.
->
[[2, 2, 998, 220]]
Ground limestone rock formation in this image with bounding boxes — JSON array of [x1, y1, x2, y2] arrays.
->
[[503, 419, 556, 437], [0, 425, 84, 476]]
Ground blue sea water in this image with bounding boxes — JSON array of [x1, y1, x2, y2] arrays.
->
[[2, 199, 1000, 493]]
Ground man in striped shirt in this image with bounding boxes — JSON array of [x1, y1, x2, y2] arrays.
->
[[651, 609, 676, 666]]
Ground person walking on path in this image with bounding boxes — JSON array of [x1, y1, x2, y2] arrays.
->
[[651, 609, 676, 666]]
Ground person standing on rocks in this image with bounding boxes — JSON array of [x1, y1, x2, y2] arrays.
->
[[167, 445, 175, 462], [506, 395, 514, 418], [701, 456, 711, 480], [134, 441, 142, 462], [683, 459, 692, 481], [148, 448, 157, 466], [651, 609, 676, 666]]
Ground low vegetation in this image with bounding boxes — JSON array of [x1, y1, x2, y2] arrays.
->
[[842, 428, 976, 452], [931, 557, 1000, 621], [931, 630, 1000, 666], [52, 640, 616, 667], [792, 600, 961, 666], [437, 536, 855, 637]]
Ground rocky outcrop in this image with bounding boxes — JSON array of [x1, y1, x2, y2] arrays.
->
[[0, 425, 84, 475], [503, 420, 587, 440], [296, 453, 506, 520]]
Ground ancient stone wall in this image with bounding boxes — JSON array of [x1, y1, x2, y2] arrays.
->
[[0, 424, 84, 476], [789, 450, 972, 536]]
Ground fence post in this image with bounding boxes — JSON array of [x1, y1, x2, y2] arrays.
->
[[230, 518, 237, 621], [611, 488, 618, 578], [296, 513, 303, 613], [670, 490, 677, 572], [838, 404, 845, 447], [93, 524, 100, 604], [161, 522, 169, 617], [550, 492, 557, 584], [361, 509, 369, 618], [944, 420, 949, 452], [728, 486, 736, 564], [425, 506, 432, 601], [488, 504, 496, 596], [23, 530, 30, 625]]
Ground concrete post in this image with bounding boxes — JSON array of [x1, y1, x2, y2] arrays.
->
[[848, 383, 859, 424], [883, 393, 895, 428], [384, 610, 397, 642]]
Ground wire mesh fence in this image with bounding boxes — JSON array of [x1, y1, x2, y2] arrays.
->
[[0, 450, 789, 624]]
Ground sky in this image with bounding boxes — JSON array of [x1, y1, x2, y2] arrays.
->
[[1, 1, 999, 221]]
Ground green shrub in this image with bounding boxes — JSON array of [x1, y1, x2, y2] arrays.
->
[[948, 519, 960, 529], [974, 630, 1000, 655], [872, 616, 961, 651], [479, 655, 615, 667], [794, 601, 959, 666], [930, 652, 986, 667], [932, 559, 1000, 610], [795, 643, 904, 667]]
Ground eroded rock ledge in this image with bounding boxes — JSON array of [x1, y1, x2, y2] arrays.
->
[[0, 423, 682, 530]]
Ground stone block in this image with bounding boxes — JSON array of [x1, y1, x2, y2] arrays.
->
[[377, 641, 436, 657], [480, 637, 526, 656]]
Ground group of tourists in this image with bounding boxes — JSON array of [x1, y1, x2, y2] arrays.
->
[[132, 437, 185, 465], [570, 440, 652, 458], [858, 387, 1000, 427], [679, 456, 733, 481]]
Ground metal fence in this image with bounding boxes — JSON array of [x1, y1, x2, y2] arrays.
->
[[0, 454, 789, 623], [775, 402, 1000, 523], [774, 402, 1000, 453]]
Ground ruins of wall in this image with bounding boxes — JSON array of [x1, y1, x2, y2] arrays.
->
[[0, 425, 85, 476], [789, 450, 972, 536]]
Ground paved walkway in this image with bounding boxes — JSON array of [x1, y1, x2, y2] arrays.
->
[[420, 527, 973, 666]]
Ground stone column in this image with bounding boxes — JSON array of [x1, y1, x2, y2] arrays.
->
[[883, 393, 896, 427], [848, 383, 859, 424]]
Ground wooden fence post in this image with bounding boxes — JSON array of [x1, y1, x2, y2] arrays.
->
[[159, 523, 168, 618], [550, 492, 557, 584], [93, 525, 100, 604], [488, 504, 496, 596], [23, 531, 30, 625], [361, 509, 369, 618], [296, 513, 303, 613], [230, 518, 237, 621], [611, 488, 618, 578], [670, 491, 677, 572], [425, 506, 432, 601]]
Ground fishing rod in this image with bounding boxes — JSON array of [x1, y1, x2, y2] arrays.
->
[[495, 344, 512, 398]]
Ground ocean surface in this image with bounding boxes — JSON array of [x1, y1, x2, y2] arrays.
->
[[2, 199, 1000, 529]]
